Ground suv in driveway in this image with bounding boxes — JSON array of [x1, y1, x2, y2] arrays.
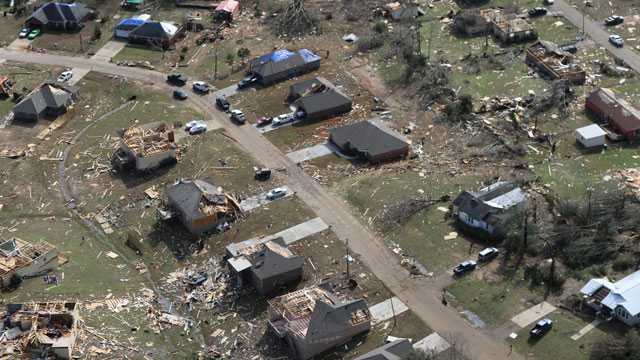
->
[[478, 247, 499, 263], [230, 109, 246, 125], [609, 34, 624, 47], [453, 260, 477, 276], [192, 81, 210, 94], [216, 96, 230, 111], [167, 74, 187, 86], [266, 187, 287, 200], [605, 15, 624, 26]]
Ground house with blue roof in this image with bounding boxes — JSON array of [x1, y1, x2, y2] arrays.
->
[[581, 270, 640, 326], [115, 18, 147, 39], [247, 49, 321, 86]]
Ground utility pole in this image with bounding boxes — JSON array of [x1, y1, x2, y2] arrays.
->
[[345, 238, 351, 281], [79, 32, 84, 53], [426, 20, 434, 62], [523, 208, 528, 248], [586, 187, 593, 224], [214, 46, 218, 79]]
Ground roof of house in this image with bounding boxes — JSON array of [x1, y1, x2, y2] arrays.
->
[[294, 89, 351, 115], [329, 119, 409, 160], [129, 21, 178, 40], [248, 240, 304, 280], [28, 2, 90, 25], [453, 181, 525, 220], [167, 179, 224, 220], [353, 339, 413, 360], [215, 0, 240, 13], [288, 77, 333, 99], [576, 124, 607, 139], [13, 82, 75, 117], [116, 18, 146, 29], [249, 49, 320, 78], [587, 88, 640, 135], [581, 270, 640, 316]]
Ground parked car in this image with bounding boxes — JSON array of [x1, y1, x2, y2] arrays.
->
[[189, 122, 207, 135], [530, 318, 553, 338], [27, 29, 41, 40], [216, 96, 230, 111], [266, 187, 288, 200], [272, 113, 295, 127], [478, 247, 499, 263], [543, 0, 554, 5], [256, 116, 272, 127], [167, 73, 187, 86], [173, 89, 188, 100], [185, 120, 203, 130], [230, 109, 246, 125], [57, 71, 73, 83], [609, 34, 624, 47], [18, 27, 30, 38], [254, 167, 272, 181], [559, 43, 578, 54], [528, 7, 548, 17], [192, 81, 210, 94], [453, 260, 477, 276], [237, 75, 258, 89], [605, 15, 624, 26]]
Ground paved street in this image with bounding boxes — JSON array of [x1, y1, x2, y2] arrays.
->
[[0, 48, 521, 360], [552, 0, 640, 73]]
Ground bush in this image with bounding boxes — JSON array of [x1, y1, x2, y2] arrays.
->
[[357, 35, 384, 53], [373, 20, 387, 34], [613, 254, 635, 272], [181, 46, 189, 53]]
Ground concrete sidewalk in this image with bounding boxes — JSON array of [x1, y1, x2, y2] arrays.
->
[[413, 332, 451, 355], [511, 302, 556, 328], [369, 296, 409, 325]]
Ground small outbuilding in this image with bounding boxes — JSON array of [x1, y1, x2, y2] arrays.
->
[[329, 119, 410, 163], [575, 124, 606, 148], [214, 0, 240, 22]]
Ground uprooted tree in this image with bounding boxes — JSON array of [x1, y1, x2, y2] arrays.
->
[[272, 0, 319, 36]]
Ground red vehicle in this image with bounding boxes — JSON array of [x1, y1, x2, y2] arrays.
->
[[256, 116, 272, 127]]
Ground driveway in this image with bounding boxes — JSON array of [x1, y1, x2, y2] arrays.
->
[[0, 48, 522, 360]]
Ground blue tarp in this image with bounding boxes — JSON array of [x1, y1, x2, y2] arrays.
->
[[298, 49, 320, 64], [117, 18, 146, 28], [257, 49, 295, 65]]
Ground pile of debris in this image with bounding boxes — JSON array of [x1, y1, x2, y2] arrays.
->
[[115, 60, 155, 70], [0, 302, 79, 359], [617, 168, 640, 199]]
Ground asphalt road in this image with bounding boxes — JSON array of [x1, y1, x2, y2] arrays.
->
[[552, 0, 640, 73], [0, 48, 521, 360]]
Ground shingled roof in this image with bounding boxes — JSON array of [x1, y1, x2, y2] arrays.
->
[[329, 120, 409, 162], [27, 2, 90, 26]]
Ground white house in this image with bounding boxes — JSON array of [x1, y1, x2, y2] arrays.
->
[[580, 270, 640, 326], [452, 181, 526, 236], [575, 124, 606, 148]]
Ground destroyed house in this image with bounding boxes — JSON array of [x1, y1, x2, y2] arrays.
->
[[26, 2, 91, 31], [13, 82, 77, 122], [227, 239, 304, 295], [329, 120, 410, 163], [0, 238, 58, 289], [293, 87, 352, 122], [0, 302, 79, 359], [580, 270, 640, 326], [248, 49, 321, 86], [128, 21, 181, 48], [268, 284, 371, 360], [586, 88, 640, 140], [215, 0, 240, 21], [166, 179, 241, 235], [525, 41, 586, 85], [452, 181, 526, 236], [354, 338, 413, 360], [112, 122, 177, 172], [491, 14, 537, 44], [453, 10, 492, 37], [384, 2, 424, 21]]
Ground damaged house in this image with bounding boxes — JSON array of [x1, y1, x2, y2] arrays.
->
[[580, 269, 640, 326], [0, 238, 58, 290], [268, 283, 371, 359], [0, 302, 79, 359], [586, 88, 640, 141], [452, 181, 526, 237], [164, 179, 242, 235], [13, 82, 78, 122], [491, 13, 537, 44], [128, 21, 181, 48], [247, 49, 321, 86], [290, 78, 352, 122], [354, 338, 413, 360], [329, 119, 410, 163], [525, 41, 586, 85], [226, 238, 304, 295], [111, 122, 177, 172]]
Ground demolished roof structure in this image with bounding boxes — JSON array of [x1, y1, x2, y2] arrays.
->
[[580, 269, 640, 326], [227, 238, 304, 295], [268, 283, 371, 359], [490, 13, 537, 44], [586, 88, 640, 140], [112, 122, 178, 172], [0, 238, 58, 289], [13, 82, 78, 122], [166, 179, 242, 235], [329, 119, 410, 163], [525, 41, 586, 85], [0, 302, 79, 359]]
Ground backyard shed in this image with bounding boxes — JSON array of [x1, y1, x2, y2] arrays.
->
[[214, 0, 240, 21], [575, 124, 606, 148], [329, 119, 409, 163]]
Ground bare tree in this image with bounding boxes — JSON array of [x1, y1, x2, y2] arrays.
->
[[273, 0, 318, 36]]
